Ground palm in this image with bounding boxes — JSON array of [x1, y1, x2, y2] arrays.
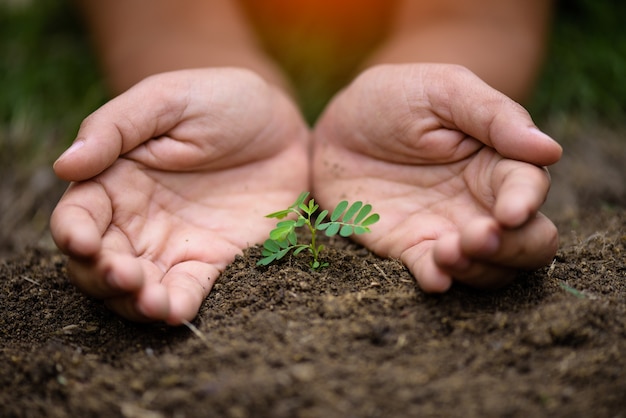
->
[[313, 64, 561, 292], [51, 69, 309, 324], [93, 153, 304, 283]]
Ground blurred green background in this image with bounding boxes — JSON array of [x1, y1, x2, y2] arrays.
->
[[0, 0, 624, 255], [0, 0, 625, 167]]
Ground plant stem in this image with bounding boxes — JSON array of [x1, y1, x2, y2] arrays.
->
[[309, 221, 319, 263]]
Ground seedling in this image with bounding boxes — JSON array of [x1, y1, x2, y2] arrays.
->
[[257, 192, 380, 269]]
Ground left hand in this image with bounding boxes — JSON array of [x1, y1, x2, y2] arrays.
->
[[312, 63, 562, 291]]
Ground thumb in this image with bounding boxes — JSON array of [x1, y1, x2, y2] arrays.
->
[[53, 72, 192, 181], [423, 65, 563, 166]]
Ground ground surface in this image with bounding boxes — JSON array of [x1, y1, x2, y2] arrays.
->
[[1, 1, 626, 416], [0, 122, 625, 418]]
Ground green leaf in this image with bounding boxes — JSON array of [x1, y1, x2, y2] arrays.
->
[[278, 219, 297, 228], [256, 258, 269, 266], [330, 200, 348, 221], [269, 229, 286, 241], [293, 245, 308, 255], [265, 191, 309, 219], [559, 282, 586, 299], [293, 191, 310, 208], [257, 253, 278, 266], [277, 238, 290, 249], [269, 220, 296, 241], [342, 201, 363, 223], [260, 194, 379, 268], [361, 213, 380, 227], [265, 209, 292, 219], [353, 226, 369, 235], [314, 210, 329, 229], [263, 239, 281, 252], [339, 224, 354, 237], [275, 248, 290, 260], [311, 260, 328, 269], [307, 199, 319, 214], [354, 204, 372, 223], [324, 222, 341, 236], [317, 222, 330, 231], [287, 230, 297, 246]]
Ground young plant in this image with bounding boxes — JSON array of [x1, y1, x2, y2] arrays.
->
[[257, 192, 380, 269]]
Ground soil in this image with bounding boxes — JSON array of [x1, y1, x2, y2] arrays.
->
[[1, 122, 625, 418]]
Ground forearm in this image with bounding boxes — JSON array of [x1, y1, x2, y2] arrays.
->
[[363, 0, 553, 102], [77, 0, 290, 94]]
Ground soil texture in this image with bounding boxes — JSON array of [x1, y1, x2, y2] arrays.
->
[[1, 122, 625, 417]]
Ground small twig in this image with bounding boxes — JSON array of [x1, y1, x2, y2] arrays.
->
[[547, 259, 557, 278], [182, 319, 211, 347], [372, 264, 389, 281], [21, 275, 40, 286], [582, 231, 605, 246]]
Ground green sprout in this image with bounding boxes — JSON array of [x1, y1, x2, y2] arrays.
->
[[257, 191, 380, 269]]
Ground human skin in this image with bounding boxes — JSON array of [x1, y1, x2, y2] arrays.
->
[[51, 0, 559, 323], [312, 64, 561, 292], [51, 69, 309, 323], [363, 0, 552, 102]]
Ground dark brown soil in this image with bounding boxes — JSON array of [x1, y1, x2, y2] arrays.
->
[[1, 122, 625, 417]]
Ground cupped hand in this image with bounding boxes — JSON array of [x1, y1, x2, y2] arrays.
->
[[312, 64, 562, 292], [50, 68, 309, 324]]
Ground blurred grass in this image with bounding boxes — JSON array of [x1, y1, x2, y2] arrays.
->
[[528, 0, 626, 125], [0, 0, 624, 255], [0, 0, 624, 165], [0, 0, 105, 165]]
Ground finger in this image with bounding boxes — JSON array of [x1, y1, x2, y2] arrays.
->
[[52, 73, 192, 181], [161, 261, 221, 325], [492, 161, 552, 228], [53, 69, 285, 181], [401, 244, 454, 293], [67, 252, 144, 299], [104, 283, 170, 323], [104, 260, 220, 324], [443, 260, 518, 290], [49, 181, 113, 257], [465, 214, 558, 269], [423, 65, 563, 166], [433, 232, 518, 288], [434, 215, 558, 276]]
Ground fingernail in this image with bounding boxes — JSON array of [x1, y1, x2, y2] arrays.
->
[[55, 140, 85, 163], [530, 127, 559, 144]]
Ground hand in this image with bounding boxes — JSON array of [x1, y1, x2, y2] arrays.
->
[[51, 68, 309, 324], [312, 64, 562, 292]]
